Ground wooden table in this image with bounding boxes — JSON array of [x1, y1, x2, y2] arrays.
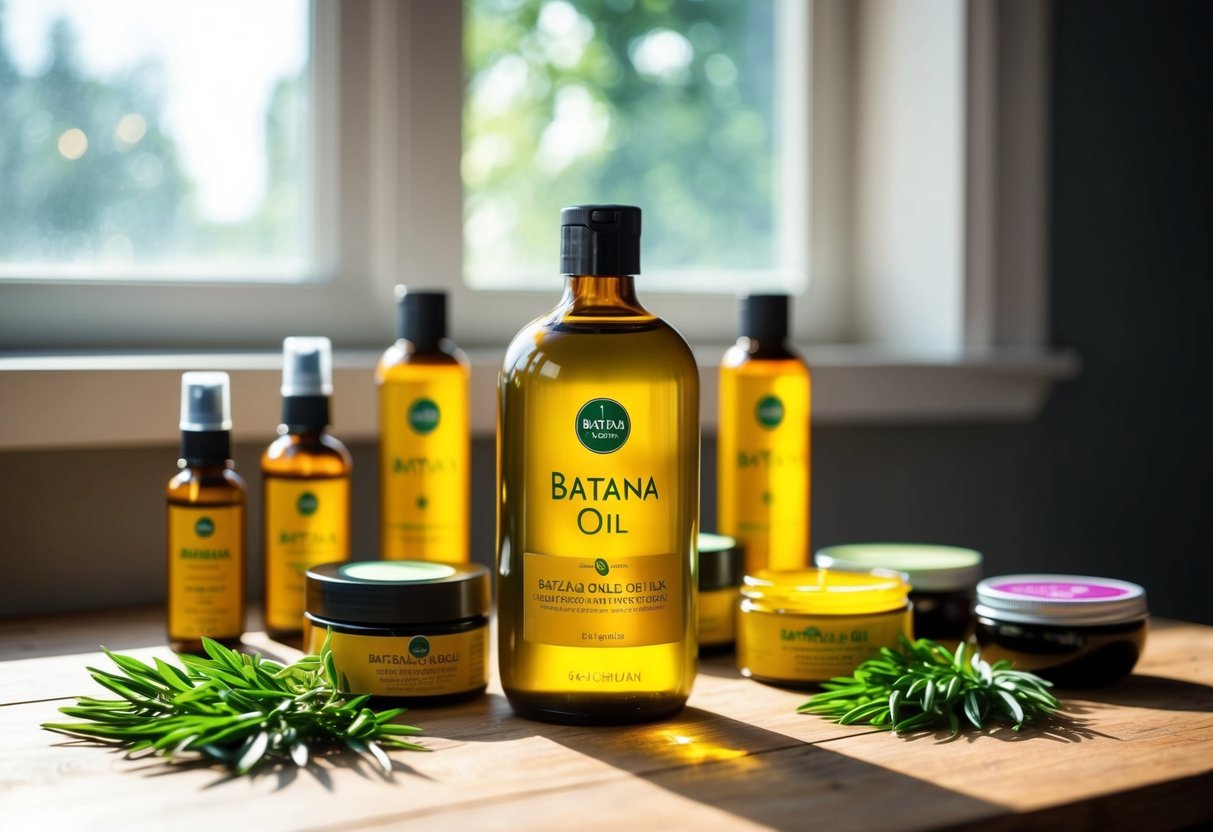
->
[[3, 608, 1211, 831]]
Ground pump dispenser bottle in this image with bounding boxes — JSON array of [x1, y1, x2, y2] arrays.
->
[[167, 372, 246, 653], [376, 288, 470, 562], [718, 294, 812, 573], [261, 337, 352, 640], [497, 205, 699, 724]]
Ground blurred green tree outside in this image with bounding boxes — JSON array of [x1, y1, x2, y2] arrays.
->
[[464, 0, 777, 285], [0, 4, 305, 269]]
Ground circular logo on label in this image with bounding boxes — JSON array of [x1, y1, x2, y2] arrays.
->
[[195, 516, 215, 538], [594, 558, 610, 576], [297, 492, 319, 516], [575, 398, 630, 454], [756, 394, 784, 429], [408, 398, 441, 434], [408, 636, 431, 659]]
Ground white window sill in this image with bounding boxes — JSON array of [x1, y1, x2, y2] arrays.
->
[[0, 346, 1078, 451]]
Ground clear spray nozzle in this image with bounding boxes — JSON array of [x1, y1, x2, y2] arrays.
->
[[180, 372, 232, 432], [282, 336, 333, 397]]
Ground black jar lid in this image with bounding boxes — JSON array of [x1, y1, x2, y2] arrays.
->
[[306, 561, 489, 626], [975, 574, 1148, 626], [699, 532, 745, 590]]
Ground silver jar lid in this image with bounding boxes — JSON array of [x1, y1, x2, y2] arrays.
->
[[975, 574, 1147, 626]]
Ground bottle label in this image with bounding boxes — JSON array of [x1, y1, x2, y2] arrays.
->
[[380, 376, 468, 561], [309, 627, 487, 698], [739, 607, 911, 683], [522, 391, 688, 650], [264, 477, 349, 632], [718, 370, 810, 571], [698, 587, 739, 646], [523, 551, 681, 647], [168, 504, 243, 639]]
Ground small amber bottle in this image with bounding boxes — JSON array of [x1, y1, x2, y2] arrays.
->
[[376, 288, 470, 562], [718, 295, 812, 573], [262, 337, 352, 641], [167, 372, 247, 653]]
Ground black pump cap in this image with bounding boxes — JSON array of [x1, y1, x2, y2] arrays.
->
[[740, 294, 790, 341], [395, 287, 446, 351], [560, 205, 642, 276], [180, 430, 231, 467]]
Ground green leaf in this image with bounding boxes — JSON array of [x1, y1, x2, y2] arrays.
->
[[47, 638, 426, 777]]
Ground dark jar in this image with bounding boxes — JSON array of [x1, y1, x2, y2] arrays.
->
[[304, 560, 490, 705], [973, 574, 1148, 687]]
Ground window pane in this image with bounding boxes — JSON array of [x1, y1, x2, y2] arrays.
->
[[0, 0, 311, 279], [464, 0, 786, 291]]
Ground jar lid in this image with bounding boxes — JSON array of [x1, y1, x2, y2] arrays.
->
[[742, 568, 910, 615], [975, 574, 1148, 626], [815, 543, 982, 592], [698, 532, 745, 590], [306, 561, 489, 626]]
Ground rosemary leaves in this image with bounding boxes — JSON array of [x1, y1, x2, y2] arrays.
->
[[798, 636, 1061, 734], [42, 635, 426, 775]]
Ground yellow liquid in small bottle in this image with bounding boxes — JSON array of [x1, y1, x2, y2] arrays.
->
[[166, 465, 246, 653], [376, 345, 470, 562], [718, 344, 811, 573], [498, 275, 700, 724], [262, 433, 351, 638]]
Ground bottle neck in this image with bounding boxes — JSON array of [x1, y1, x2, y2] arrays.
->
[[281, 395, 330, 434], [558, 275, 648, 318], [179, 430, 232, 468]]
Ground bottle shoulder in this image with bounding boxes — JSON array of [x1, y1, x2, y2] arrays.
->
[[167, 466, 247, 503], [262, 433, 352, 476], [720, 340, 811, 377], [503, 313, 697, 380], [377, 340, 470, 383]]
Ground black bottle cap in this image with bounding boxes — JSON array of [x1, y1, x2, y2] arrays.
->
[[395, 287, 447, 351], [740, 294, 790, 341], [281, 396, 330, 433], [180, 430, 231, 467], [560, 205, 642, 276]]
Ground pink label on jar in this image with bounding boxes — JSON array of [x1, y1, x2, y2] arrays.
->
[[991, 581, 1129, 600]]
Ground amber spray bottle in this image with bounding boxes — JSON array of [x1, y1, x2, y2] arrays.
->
[[262, 337, 352, 641], [497, 205, 700, 724], [718, 294, 812, 573], [376, 288, 470, 562], [167, 372, 246, 653]]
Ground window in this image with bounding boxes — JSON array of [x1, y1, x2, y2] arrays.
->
[[0, 0, 312, 280], [464, 0, 805, 293]]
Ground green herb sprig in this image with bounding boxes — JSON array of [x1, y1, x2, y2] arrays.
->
[[798, 636, 1061, 734], [42, 634, 426, 775]]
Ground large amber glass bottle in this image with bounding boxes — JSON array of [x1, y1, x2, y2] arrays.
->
[[376, 289, 470, 562], [718, 294, 812, 573], [497, 205, 699, 724], [262, 337, 352, 641], [167, 372, 246, 654]]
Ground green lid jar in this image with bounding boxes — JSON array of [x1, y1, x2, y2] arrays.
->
[[816, 543, 982, 644]]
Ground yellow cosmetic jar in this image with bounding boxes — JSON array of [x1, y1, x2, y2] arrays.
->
[[737, 568, 913, 687], [698, 533, 745, 654], [304, 560, 490, 704]]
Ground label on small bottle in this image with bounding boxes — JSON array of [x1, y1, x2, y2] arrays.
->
[[380, 377, 468, 561], [309, 628, 487, 698], [168, 504, 243, 640], [718, 370, 810, 572], [523, 551, 682, 647], [264, 477, 349, 632]]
